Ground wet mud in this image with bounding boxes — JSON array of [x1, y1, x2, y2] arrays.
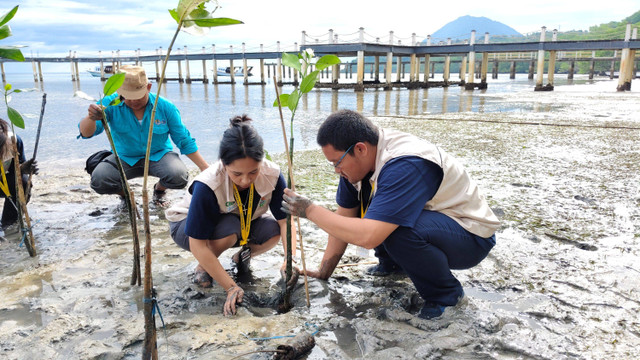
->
[[1, 83, 640, 359]]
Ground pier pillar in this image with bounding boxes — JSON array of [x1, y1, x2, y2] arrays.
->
[[459, 55, 467, 83], [229, 45, 236, 84], [509, 61, 516, 79], [184, 46, 192, 84], [0, 62, 5, 82], [259, 44, 265, 85], [37, 61, 43, 81], [528, 59, 535, 79], [568, 61, 575, 79], [617, 24, 635, 91], [492, 60, 498, 79], [74, 51, 80, 81], [443, 38, 452, 86], [69, 50, 75, 81], [395, 53, 402, 82], [535, 26, 553, 91], [374, 55, 380, 82], [431, 62, 435, 79], [154, 48, 160, 82], [589, 56, 595, 79], [385, 31, 394, 89], [242, 43, 249, 85], [201, 47, 208, 83], [423, 35, 431, 85], [356, 50, 365, 91], [212, 44, 218, 84], [465, 30, 477, 90], [31, 58, 38, 82], [610, 51, 616, 79], [478, 32, 489, 88], [547, 30, 558, 85]]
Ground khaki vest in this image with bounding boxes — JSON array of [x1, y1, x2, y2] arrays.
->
[[165, 159, 282, 223], [357, 128, 500, 238]]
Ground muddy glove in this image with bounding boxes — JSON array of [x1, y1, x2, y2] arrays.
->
[[281, 190, 313, 218], [20, 158, 38, 175], [223, 285, 244, 316]]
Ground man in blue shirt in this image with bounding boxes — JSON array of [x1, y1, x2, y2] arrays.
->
[[78, 65, 208, 203], [282, 109, 500, 319]]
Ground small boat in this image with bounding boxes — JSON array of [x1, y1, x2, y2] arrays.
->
[[216, 66, 253, 77], [87, 65, 114, 78]]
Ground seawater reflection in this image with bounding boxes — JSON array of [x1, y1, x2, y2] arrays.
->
[[5, 73, 601, 164]]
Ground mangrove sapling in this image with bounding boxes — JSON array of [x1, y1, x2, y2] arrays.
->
[[274, 49, 341, 309], [142, 1, 242, 358], [24, 94, 45, 198], [0, 5, 36, 256], [95, 72, 143, 286]]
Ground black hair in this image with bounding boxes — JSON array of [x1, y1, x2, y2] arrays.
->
[[0, 118, 9, 161], [218, 114, 264, 165], [316, 109, 379, 153]]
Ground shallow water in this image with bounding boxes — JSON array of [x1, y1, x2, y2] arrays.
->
[[0, 74, 639, 359]]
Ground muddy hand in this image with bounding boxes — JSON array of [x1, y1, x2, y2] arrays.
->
[[20, 158, 39, 175], [280, 265, 300, 289], [88, 103, 105, 121], [281, 189, 313, 218], [223, 285, 244, 316]]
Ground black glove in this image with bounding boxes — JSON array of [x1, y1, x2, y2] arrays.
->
[[20, 158, 38, 175]]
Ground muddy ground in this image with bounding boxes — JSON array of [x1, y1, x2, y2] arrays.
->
[[1, 84, 639, 359]]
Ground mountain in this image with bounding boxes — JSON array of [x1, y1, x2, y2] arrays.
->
[[426, 15, 522, 44]]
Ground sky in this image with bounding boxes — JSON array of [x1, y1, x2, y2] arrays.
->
[[2, 0, 638, 58]]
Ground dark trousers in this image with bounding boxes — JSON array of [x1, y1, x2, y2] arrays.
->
[[1, 162, 29, 228], [374, 210, 496, 306], [90, 151, 188, 195]]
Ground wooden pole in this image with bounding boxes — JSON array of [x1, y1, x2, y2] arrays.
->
[[276, 41, 282, 86], [259, 44, 265, 85], [385, 31, 394, 89], [242, 43, 249, 85], [37, 61, 43, 82], [201, 46, 208, 84], [229, 45, 236, 84], [212, 44, 218, 84], [0, 62, 5, 83], [423, 35, 431, 85], [69, 51, 75, 81], [31, 58, 38, 82]]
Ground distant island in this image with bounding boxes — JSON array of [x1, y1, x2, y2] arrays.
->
[[425, 15, 522, 43]]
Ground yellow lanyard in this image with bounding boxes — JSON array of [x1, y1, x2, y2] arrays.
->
[[233, 183, 254, 246], [0, 161, 11, 197], [360, 182, 375, 218]]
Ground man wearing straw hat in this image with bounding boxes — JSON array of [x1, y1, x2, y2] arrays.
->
[[282, 109, 500, 320], [78, 65, 209, 205]]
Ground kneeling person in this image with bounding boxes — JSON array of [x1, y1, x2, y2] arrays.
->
[[166, 115, 295, 316]]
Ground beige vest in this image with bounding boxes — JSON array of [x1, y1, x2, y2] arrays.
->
[[357, 128, 500, 238], [165, 159, 282, 222]]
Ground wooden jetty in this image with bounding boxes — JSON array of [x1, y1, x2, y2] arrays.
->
[[1, 25, 638, 92]]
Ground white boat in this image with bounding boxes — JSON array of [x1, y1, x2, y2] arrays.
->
[[87, 65, 114, 78], [216, 66, 253, 77]]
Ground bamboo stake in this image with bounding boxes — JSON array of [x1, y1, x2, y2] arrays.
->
[[273, 78, 311, 307], [25, 93, 46, 197]]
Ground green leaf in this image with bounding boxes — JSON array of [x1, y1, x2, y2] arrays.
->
[[12, 89, 21, 93], [264, 149, 272, 161], [300, 70, 319, 93], [192, 17, 243, 27], [282, 52, 301, 72], [103, 73, 125, 97], [109, 97, 121, 106], [0, 47, 24, 61], [0, 6, 18, 28], [175, 0, 207, 21], [169, 9, 180, 23], [7, 106, 24, 129], [315, 54, 341, 71], [273, 93, 289, 107], [0, 25, 11, 41], [4, 83, 11, 91], [287, 89, 300, 111]]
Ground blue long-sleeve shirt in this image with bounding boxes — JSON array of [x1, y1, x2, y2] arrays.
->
[[79, 93, 198, 166]]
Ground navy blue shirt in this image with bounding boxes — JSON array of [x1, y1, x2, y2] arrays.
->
[[185, 173, 287, 240], [336, 156, 443, 228]]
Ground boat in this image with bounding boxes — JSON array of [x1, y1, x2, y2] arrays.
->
[[87, 65, 114, 78], [216, 66, 253, 77]]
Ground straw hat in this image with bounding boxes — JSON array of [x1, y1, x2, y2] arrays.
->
[[118, 65, 149, 100]]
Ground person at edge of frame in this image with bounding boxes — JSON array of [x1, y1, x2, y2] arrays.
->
[[165, 115, 298, 316], [281, 109, 500, 319], [0, 117, 38, 233], [77, 65, 209, 206]]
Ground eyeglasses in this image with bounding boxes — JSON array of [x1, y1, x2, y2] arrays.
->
[[332, 144, 354, 169]]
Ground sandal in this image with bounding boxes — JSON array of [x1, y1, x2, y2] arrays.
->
[[193, 265, 213, 288], [232, 246, 251, 274], [152, 182, 169, 207]]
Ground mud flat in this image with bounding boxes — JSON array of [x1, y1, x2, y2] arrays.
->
[[1, 85, 639, 359]]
